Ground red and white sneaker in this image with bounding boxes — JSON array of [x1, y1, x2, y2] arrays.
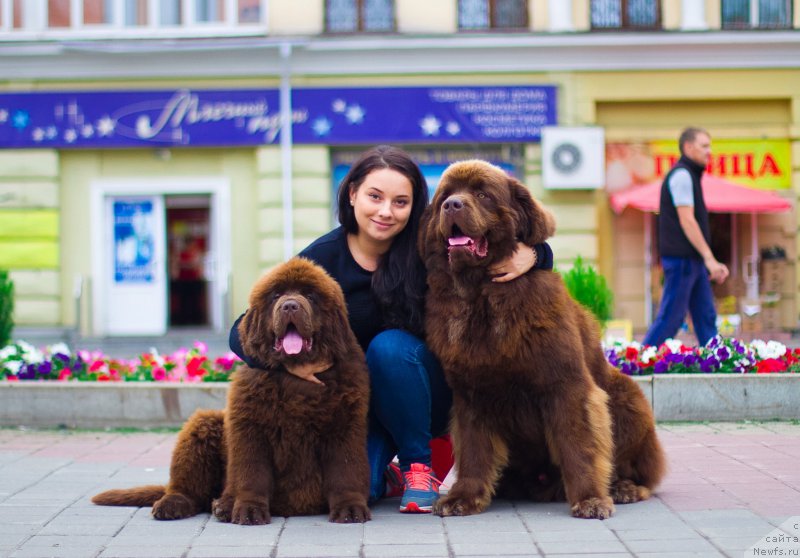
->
[[399, 463, 441, 513]]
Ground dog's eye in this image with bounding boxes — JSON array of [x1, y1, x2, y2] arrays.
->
[[476, 192, 488, 199]]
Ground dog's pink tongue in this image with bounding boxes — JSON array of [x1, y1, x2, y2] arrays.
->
[[282, 331, 304, 355], [448, 236, 472, 246]]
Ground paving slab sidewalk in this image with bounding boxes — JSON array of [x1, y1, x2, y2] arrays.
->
[[1, 422, 799, 558]]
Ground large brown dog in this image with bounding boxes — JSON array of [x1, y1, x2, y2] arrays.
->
[[420, 160, 665, 519], [92, 258, 371, 524]]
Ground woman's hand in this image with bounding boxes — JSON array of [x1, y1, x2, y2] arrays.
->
[[490, 242, 537, 283], [285, 360, 332, 386]]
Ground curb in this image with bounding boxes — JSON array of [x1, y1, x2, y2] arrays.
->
[[0, 375, 798, 428]]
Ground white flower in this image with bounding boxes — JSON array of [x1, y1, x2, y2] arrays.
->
[[0, 345, 19, 360], [48, 343, 71, 357], [664, 339, 683, 353], [4, 360, 22, 374], [641, 346, 657, 363], [750, 339, 786, 360]]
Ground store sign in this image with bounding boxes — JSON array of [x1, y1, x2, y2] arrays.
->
[[0, 86, 557, 149], [606, 139, 791, 192]]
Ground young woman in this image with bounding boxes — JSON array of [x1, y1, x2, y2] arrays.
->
[[230, 145, 553, 513]]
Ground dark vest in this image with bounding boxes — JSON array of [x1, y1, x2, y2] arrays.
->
[[658, 155, 710, 260]]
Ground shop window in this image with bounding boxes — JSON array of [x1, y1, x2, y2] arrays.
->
[[590, 0, 661, 30], [458, 0, 528, 30], [326, 0, 395, 33], [721, 0, 792, 29]]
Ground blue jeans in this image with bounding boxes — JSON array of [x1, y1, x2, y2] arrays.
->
[[643, 256, 718, 347], [365, 329, 452, 503]]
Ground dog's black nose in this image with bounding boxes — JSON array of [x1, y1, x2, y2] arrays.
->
[[281, 299, 300, 313], [442, 196, 464, 213]]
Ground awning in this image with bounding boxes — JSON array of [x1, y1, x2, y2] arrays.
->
[[609, 174, 792, 215]]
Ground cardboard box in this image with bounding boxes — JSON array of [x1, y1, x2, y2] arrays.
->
[[741, 313, 763, 334], [760, 260, 786, 294], [761, 306, 781, 330]]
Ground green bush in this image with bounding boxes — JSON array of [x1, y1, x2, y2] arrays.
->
[[0, 270, 13, 348], [560, 256, 613, 324]]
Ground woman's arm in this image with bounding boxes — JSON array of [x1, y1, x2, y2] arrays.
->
[[490, 241, 553, 283]]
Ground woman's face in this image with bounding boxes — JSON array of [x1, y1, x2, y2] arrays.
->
[[349, 168, 414, 246]]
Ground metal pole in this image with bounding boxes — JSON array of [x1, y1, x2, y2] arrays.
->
[[280, 42, 294, 261], [644, 212, 653, 326]]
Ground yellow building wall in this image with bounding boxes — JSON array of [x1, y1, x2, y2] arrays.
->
[[269, 0, 324, 35], [397, 0, 457, 33], [0, 150, 61, 326]]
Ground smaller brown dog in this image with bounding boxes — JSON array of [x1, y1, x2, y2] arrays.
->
[[92, 258, 371, 524]]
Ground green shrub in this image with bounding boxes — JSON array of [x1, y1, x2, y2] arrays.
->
[[560, 256, 613, 324], [0, 270, 13, 348]]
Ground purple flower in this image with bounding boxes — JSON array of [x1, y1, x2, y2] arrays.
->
[[18, 363, 37, 380], [700, 356, 718, 373], [715, 346, 731, 361], [683, 354, 698, 367], [37, 361, 52, 375], [654, 360, 669, 374]]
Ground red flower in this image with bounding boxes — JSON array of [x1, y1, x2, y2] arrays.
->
[[756, 358, 786, 373], [187, 356, 208, 378], [152, 367, 166, 381], [625, 347, 639, 361], [96, 374, 111, 381], [89, 360, 105, 372], [58, 368, 72, 381], [6, 375, 18, 382]]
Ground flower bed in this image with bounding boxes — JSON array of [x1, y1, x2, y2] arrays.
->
[[605, 336, 799, 375], [1, 335, 798, 384], [0, 341, 242, 382]]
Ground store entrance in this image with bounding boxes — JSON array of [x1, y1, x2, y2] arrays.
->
[[166, 195, 211, 327]]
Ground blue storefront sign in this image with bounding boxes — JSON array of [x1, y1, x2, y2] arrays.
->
[[0, 86, 556, 148], [113, 200, 155, 283]]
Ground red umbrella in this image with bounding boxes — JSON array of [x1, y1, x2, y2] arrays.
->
[[608, 175, 792, 327], [610, 174, 791, 214]]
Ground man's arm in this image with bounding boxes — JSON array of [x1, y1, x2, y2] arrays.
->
[[675, 206, 729, 283]]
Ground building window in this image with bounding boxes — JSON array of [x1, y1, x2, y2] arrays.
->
[[326, 0, 394, 33], [458, 0, 528, 30], [1, 0, 266, 35], [721, 0, 792, 29], [590, 0, 661, 30]]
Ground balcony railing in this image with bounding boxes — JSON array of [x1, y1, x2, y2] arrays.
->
[[0, 0, 268, 40]]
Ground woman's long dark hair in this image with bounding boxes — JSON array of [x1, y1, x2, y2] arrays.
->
[[337, 145, 429, 337]]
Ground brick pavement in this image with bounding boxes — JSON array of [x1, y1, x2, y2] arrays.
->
[[1, 422, 799, 558]]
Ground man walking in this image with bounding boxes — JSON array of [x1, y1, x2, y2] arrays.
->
[[643, 127, 729, 347]]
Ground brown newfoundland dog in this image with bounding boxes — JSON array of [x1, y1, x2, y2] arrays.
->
[[92, 258, 371, 524], [420, 160, 665, 519]]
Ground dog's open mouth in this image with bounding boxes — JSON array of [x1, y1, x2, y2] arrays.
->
[[274, 324, 313, 355], [447, 226, 488, 258]]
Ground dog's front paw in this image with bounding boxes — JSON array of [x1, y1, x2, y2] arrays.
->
[[231, 500, 271, 525], [329, 502, 371, 523], [211, 494, 235, 523], [433, 493, 486, 517], [571, 496, 615, 519], [152, 493, 198, 520]]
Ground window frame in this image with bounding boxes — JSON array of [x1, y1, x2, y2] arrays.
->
[[720, 0, 793, 30], [324, 0, 396, 34], [457, 0, 530, 32], [589, 0, 663, 31]]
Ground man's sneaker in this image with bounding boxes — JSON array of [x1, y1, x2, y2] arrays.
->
[[399, 463, 441, 513], [384, 462, 404, 498]]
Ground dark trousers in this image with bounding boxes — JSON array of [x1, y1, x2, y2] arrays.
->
[[643, 256, 718, 347]]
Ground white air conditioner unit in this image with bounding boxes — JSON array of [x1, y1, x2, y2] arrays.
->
[[541, 126, 605, 189]]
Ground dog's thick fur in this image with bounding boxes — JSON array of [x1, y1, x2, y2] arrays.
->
[[420, 160, 666, 519], [92, 258, 371, 524]]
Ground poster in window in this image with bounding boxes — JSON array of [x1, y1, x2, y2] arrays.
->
[[114, 200, 155, 283]]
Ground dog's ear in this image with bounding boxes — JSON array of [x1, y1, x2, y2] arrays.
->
[[508, 176, 556, 245], [238, 304, 272, 366]]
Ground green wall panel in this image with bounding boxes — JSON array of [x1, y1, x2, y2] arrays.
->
[[0, 210, 59, 238], [0, 241, 59, 269]]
